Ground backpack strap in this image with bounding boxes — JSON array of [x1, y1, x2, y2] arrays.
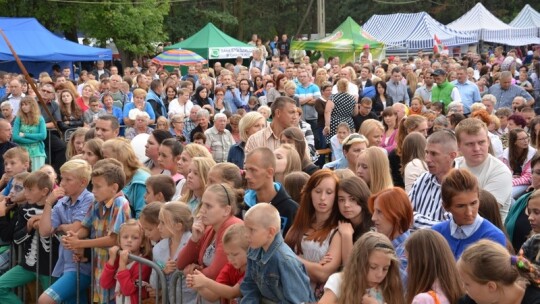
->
[[427, 290, 441, 304]]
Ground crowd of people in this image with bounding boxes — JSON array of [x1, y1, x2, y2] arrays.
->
[[0, 39, 539, 303]]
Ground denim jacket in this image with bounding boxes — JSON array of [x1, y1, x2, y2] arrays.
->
[[240, 233, 315, 304]]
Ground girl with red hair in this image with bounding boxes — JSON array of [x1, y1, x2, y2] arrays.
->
[[285, 169, 343, 299], [368, 187, 413, 285]]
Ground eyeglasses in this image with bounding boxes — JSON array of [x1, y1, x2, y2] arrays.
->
[[517, 136, 530, 141]]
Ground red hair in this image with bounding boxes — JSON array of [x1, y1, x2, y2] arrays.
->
[[284, 169, 341, 254], [368, 187, 413, 237]]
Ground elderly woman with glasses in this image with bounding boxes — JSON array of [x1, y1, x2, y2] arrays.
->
[[169, 113, 185, 139], [323, 133, 368, 172], [501, 128, 537, 200]]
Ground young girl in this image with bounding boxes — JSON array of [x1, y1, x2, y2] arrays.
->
[[187, 223, 248, 303], [406, 229, 464, 304], [401, 132, 428, 193], [12, 96, 47, 172], [319, 231, 405, 304], [158, 138, 184, 201], [39, 164, 59, 190], [65, 127, 89, 160], [458, 239, 540, 303], [151, 202, 196, 304], [409, 96, 424, 115], [356, 147, 393, 194], [100, 219, 152, 304], [181, 156, 216, 214], [274, 144, 302, 184], [58, 89, 84, 132], [381, 107, 398, 153], [330, 122, 351, 161], [139, 202, 163, 245], [285, 170, 343, 300], [81, 138, 104, 167], [337, 176, 373, 264], [207, 162, 243, 190]]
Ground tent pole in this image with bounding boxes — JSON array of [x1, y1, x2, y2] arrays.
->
[[0, 29, 62, 138]]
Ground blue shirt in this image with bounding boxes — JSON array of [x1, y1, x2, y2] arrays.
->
[[51, 189, 94, 277], [223, 88, 244, 113], [489, 84, 534, 110], [295, 83, 321, 121], [240, 233, 315, 303], [451, 80, 481, 114], [122, 101, 156, 121], [392, 230, 410, 286]]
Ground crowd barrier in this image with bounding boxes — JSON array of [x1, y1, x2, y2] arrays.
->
[[7, 231, 171, 304]]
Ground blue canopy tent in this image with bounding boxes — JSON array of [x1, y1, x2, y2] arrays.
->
[[0, 17, 111, 77], [363, 12, 477, 51], [447, 3, 540, 46]]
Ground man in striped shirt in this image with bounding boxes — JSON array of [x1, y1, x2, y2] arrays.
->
[[409, 130, 458, 230]]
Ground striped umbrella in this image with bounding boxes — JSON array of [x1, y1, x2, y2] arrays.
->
[[151, 49, 207, 66]]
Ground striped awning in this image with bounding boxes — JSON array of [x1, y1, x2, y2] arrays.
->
[[363, 12, 477, 50], [448, 3, 540, 45], [510, 4, 540, 37]]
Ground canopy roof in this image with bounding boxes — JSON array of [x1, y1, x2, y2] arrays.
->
[[447, 3, 539, 45], [363, 12, 476, 50], [0, 17, 111, 61], [291, 17, 384, 62], [510, 4, 540, 36], [165, 23, 254, 59]]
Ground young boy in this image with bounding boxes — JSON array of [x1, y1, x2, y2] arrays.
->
[[0, 172, 29, 274], [83, 96, 107, 126], [0, 147, 30, 201], [38, 159, 94, 304], [62, 159, 131, 303], [0, 171, 58, 303], [144, 175, 176, 203], [187, 223, 248, 303], [240, 203, 314, 303]]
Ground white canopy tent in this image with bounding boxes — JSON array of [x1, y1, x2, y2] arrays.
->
[[447, 3, 540, 46], [510, 4, 540, 37]]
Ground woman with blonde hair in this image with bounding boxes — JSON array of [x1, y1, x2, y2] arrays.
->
[[274, 144, 302, 184], [76, 83, 96, 112], [359, 119, 384, 148], [227, 111, 265, 169], [101, 138, 150, 218], [12, 96, 46, 171], [180, 156, 216, 214], [356, 147, 393, 194], [323, 78, 357, 144]]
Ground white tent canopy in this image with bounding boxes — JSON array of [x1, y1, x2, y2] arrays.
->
[[447, 3, 539, 46], [510, 4, 540, 37], [363, 12, 476, 50]]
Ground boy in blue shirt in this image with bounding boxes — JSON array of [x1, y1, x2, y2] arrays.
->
[[0, 147, 29, 201], [38, 159, 94, 304], [240, 203, 314, 303]]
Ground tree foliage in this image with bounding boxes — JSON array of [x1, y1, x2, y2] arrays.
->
[[0, 0, 537, 60]]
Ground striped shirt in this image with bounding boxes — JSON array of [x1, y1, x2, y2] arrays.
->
[[408, 172, 449, 230]]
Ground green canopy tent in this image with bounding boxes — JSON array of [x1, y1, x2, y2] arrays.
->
[[291, 17, 384, 63], [165, 23, 255, 60]]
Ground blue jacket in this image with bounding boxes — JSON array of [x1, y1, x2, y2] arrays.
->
[[244, 183, 298, 236], [227, 142, 245, 169], [240, 233, 315, 304], [123, 168, 150, 219]]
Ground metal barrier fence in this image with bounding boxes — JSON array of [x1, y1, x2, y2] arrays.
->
[[8, 234, 169, 304]]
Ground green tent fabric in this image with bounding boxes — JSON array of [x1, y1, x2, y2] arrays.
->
[[165, 23, 255, 60], [291, 17, 384, 63]]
